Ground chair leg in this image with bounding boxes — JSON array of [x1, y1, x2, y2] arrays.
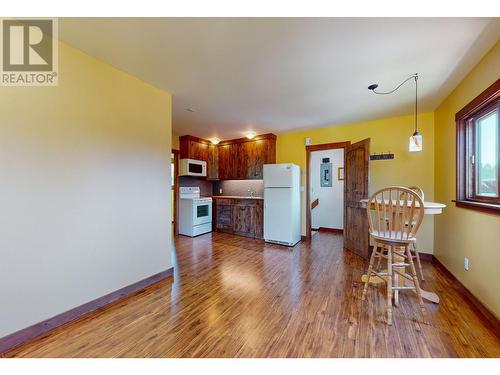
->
[[362, 244, 379, 301], [386, 246, 393, 325], [412, 241, 425, 281], [405, 245, 427, 324], [375, 245, 385, 271]]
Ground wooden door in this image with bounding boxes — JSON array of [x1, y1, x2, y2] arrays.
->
[[344, 138, 370, 259]]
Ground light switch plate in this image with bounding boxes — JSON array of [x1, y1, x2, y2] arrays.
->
[[464, 257, 469, 271]]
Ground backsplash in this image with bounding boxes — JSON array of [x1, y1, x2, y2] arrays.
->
[[212, 180, 264, 197], [179, 176, 213, 197]]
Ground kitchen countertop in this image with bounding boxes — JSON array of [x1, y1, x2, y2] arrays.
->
[[212, 195, 264, 200]]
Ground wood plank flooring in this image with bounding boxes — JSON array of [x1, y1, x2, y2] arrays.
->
[[4, 232, 500, 357]]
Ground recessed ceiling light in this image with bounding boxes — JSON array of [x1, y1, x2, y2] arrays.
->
[[245, 131, 256, 140], [185, 108, 195, 113], [210, 137, 220, 145]]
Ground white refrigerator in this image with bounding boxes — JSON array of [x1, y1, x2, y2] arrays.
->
[[263, 163, 301, 246]]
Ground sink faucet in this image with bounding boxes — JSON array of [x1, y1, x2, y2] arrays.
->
[[247, 189, 255, 198]]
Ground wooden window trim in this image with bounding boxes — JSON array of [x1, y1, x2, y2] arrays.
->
[[456, 78, 500, 215]]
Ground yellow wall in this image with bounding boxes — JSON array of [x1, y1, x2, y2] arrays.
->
[[277, 112, 435, 253], [172, 132, 180, 150], [0, 41, 172, 336], [434, 42, 500, 317]]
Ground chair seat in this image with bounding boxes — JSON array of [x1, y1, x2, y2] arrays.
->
[[370, 230, 417, 244]]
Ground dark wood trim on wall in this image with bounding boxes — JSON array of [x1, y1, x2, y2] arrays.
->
[[0, 268, 174, 355], [317, 227, 343, 234], [306, 141, 350, 240], [455, 78, 500, 215], [432, 257, 500, 338], [172, 149, 180, 236]]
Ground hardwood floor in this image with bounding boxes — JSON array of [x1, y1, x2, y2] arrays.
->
[[4, 232, 500, 357]]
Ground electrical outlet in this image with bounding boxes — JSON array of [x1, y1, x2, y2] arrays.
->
[[464, 257, 470, 271]]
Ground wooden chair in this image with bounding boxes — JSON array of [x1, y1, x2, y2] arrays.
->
[[375, 185, 426, 281], [405, 186, 425, 281], [361, 186, 426, 325]]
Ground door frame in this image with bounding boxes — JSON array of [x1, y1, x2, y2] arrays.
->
[[305, 141, 350, 240], [172, 149, 180, 236]]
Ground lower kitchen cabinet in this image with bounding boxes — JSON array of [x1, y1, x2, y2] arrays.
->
[[213, 198, 263, 239]]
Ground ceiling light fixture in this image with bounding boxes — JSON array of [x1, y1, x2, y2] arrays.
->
[[185, 108, 195, 113], [210, 137, 220, 145], [245, 131, 257, 140], [368, 73, 422, 152]]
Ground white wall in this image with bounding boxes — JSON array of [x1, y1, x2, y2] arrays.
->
[[310, 149, 344, 229], [0, 42, 172, 338]]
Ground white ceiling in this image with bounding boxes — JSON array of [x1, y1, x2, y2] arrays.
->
[[58, 18, 500, 140]]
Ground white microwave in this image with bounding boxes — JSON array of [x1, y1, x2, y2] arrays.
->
[[179, 158, 207, 177]]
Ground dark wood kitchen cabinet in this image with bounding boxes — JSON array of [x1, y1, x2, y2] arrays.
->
[[213, 197, 264, 239], [215, 199, 233, 231], [236, 137, 276, 179], [179, 133, 276, 180], [232, 204, 254, 236], [179, 135, 209, 161], [220, 133, 276, 180], [207, 144, 219, 180], [218, 143, 236, 180]]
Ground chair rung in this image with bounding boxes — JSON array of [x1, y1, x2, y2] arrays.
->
[[392, 263, 410, 267], [392, 286, 416, 290], [369, 271, 388, 277]]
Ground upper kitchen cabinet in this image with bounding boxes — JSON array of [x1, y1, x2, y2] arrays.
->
[[221, 133, 276, 180], [180, 133, 276, 180], [218, 143, 236, 180], [207, 144, 219, 180], [179, 135, 210, 161], [239, 136, 276, 179]]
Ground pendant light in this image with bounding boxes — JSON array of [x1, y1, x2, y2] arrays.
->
[[368, 73, 422, 152]]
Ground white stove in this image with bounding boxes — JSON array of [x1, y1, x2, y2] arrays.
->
[[179, 187, 212, 237]]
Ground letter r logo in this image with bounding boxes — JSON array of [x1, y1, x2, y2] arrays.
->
[[2, 19, 53, 71]]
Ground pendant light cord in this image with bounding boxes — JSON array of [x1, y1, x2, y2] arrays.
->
[[414, 74, 418, 135], [369, 73, 419, 135], [369, 74, 418, 95]]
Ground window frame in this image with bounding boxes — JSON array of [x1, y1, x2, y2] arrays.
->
[[456, 79, 500, 215]]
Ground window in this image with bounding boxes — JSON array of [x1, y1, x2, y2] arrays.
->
[[456, 79, 500, 213]]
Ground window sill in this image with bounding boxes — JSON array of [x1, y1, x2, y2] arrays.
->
[[453, 200, 500, 215]]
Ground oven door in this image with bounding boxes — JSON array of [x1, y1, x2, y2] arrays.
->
[[192, 201, 212, 226]]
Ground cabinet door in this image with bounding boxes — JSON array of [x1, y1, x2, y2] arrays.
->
[[235, 142, 252, 179], [235, 139, 276, 180], [254, 201, 264, 239], [218, 144, 236, 180], [216, 202, 233, 232], [207, 144, 219, 180], [232, 204, 254, 237], [190, 140, 209, 161]]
